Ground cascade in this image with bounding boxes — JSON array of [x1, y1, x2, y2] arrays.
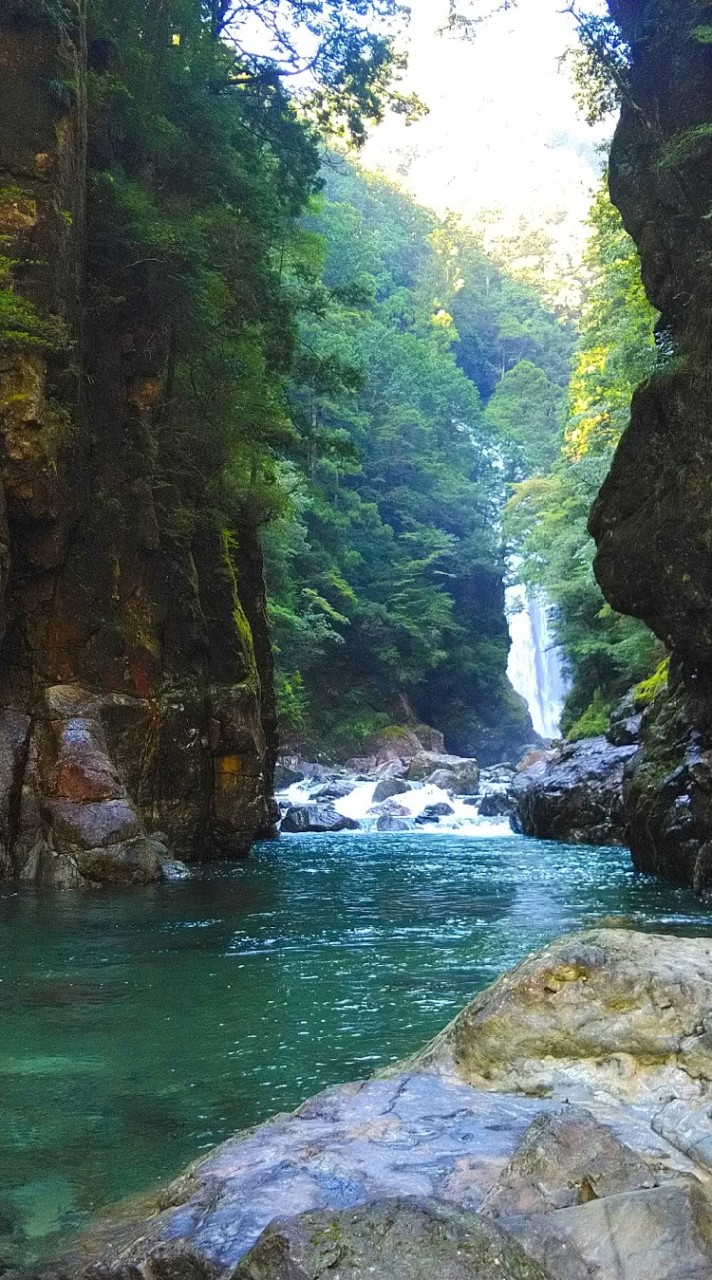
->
[[506, 583, 569, 740]]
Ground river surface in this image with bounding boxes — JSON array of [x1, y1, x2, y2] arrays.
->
[[1, 829, 711, 1265]]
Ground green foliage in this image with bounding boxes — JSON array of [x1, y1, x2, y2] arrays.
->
[[506, 181, 664, 733], [266, 160, 573, 755], [0, 288, 68, 354], [566, 689, 611, 743], [8, 0, 73, 32], [633, 658, 670, 709]]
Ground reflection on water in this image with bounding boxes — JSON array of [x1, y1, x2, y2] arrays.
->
[[0, 831, 710, 1264]]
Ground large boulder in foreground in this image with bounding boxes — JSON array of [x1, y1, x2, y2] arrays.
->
[[234, 1199, 552, 1280], [511, 736, 637, 845], [44, 930, 712, 1280], [412, 928, 712, 1103]]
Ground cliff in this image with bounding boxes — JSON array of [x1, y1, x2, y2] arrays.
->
[[0, 1, 276, 887], [590, 0, 712, 893]]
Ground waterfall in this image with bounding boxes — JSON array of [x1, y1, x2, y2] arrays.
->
[[506, 583, 569, 740]]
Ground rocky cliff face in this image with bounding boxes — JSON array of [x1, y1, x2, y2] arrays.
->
[[590, 0, 712, 891], [0, 2, 275, 886]]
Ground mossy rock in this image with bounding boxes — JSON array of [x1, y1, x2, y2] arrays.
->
[[233, 1199, 553, 1280]]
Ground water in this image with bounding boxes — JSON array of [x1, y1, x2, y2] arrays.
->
[[506, 583, 569, 739], [1, 832, 710, 1266]]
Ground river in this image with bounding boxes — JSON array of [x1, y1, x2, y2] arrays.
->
[[1, 829, 711, 1266]]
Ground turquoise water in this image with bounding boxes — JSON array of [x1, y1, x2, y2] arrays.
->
[[1, 830, 711, 1265]]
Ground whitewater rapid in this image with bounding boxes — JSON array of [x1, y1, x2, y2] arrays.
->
[[279, 776, 514, 838]]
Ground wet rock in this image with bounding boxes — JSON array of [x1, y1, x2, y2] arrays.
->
[[477, 792, 514, 818], [273, 761, 305, 790], [313, 780, 356, 802], [372, 778, 409, 804], [376, 815, 409, 832], [412, 928, 712, 1103], [416, 802, 454, 824], [607, 692, 643, 748], [280, 805, 359, 834], [156, 851, 191, 881], [232, 1199, 552, 1280], [511, 736, 637, 845]]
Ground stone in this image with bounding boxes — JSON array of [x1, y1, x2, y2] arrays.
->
[[273, 762, 304, 790], [412, 928, 712, 1103], [511, 736, 637, 846], [518, 1182, 712, 1280], [280, 805, 359, 834], [373, 759, 409, 780], [376, 815, 409, 832], [430, 763, 480, 795], [232, 1199, 553, 1280], [408, 752, 480, 794], [52, 933, 712, 1280], [477, 791, 514, 818], [415, 802, 454, 823], [607, 691, 643, 748], [372, 778, 409, 804], [481, 1108, 656, 1219], [313, 780, 356, 802]]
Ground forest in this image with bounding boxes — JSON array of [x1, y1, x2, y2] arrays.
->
[[8, 4, 712, 1278], [0, 0, 664, 767]]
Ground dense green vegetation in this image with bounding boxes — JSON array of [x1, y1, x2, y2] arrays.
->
[[18, 0, 664, 760], [505, 184, 664, 738], [53, 0, 420, 603], [265, 163, 574, 757]]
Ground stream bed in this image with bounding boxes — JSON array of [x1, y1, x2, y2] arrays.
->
[[1, 829, 711, 1266]]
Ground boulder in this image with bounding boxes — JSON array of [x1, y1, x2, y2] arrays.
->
[[481, 1108, 656, 1218], [313, 780, 356, 802], [412, 928, 712, 1103], [607, 692, 643, 748], [477, 791, 514, 818], [50, 931, 712, 1280], [233, 1199, 552, 1280], [280, 805, 359, 834], [273, 761, 305, 790], [408, 753, 480, 794], [416, 802, 454, 824], [511, 736, 637, 845], [374, 759, 409, 780], [372, 778, 409, 804], [376, 815, 409, 832]]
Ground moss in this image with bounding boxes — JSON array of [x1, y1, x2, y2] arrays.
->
[[0, 289, 69, 353], [222, 528, 259, 683], [566, 689, 612, 742], [633, 657, 670, 709]]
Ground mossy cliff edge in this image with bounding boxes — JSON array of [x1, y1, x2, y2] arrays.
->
[[590, 0, 712, 893], [0, 2, 276, 887]]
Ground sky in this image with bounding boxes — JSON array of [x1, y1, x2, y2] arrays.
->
[[362, 0, 610, 265]]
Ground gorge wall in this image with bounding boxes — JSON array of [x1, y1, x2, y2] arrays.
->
[[590, 0, 712, 893], [0, 1, 276, 887]]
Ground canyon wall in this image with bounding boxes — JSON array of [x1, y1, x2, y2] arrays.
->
[[0, 1, 276, 887], [591, 0, 712, 892]]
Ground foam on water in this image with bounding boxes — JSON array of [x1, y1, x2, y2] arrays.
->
[[279, 774, 512, 837]]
